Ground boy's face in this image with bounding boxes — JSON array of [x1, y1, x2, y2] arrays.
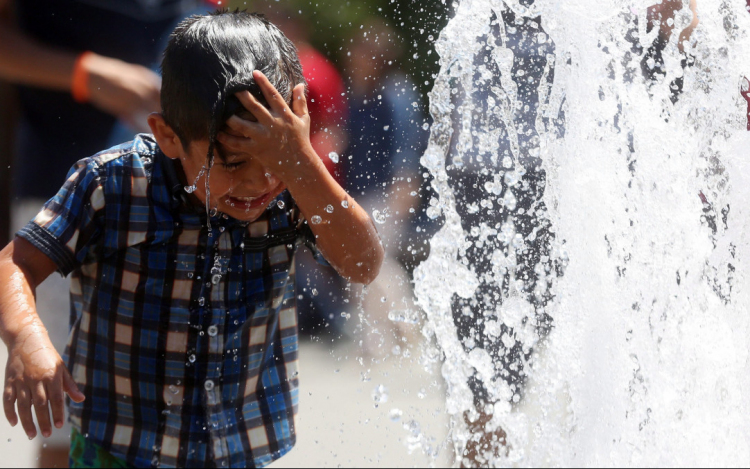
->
[[178, 138, 286, 222]]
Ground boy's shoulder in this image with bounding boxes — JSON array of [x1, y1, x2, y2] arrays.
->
[[84, 134, 159, 173]]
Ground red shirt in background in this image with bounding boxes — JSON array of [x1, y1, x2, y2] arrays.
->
[[298, 45, 349, 183]]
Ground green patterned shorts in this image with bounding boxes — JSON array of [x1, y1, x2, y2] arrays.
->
[[69, 428, 132, 469]]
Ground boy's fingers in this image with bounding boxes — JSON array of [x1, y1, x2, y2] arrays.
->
[[235, 91, 273, 125], [253, 70, 291, 115], [62, 368, 85, 404], [15, 385, 36, 439], [226, 115, 264, 139], [47, 377, 65, 429], [3, 385, 17, 427], [32, 382, 52, 438], [291, 84, 308, 118], [217, 132, 257, 152]]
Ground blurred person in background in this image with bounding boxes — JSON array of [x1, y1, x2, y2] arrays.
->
[[253, 0, 352, 339], [344, 19, 428, 357], [445, 5, 564, 466], [0, 0, 215, 465]]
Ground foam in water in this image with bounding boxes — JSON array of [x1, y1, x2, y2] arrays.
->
[[414, 0, 750, 465]]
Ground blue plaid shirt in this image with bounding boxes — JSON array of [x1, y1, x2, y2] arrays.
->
[[18, 135, 319, 468]]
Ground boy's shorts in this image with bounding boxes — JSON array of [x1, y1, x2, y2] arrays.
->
[[69, 428, 132, 469]]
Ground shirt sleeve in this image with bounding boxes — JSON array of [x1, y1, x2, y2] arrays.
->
[[16, 158, 106, 276]]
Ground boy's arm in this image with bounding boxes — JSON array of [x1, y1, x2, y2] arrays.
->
[[0, 238, 85, 439], [218, 71, 384, 284]]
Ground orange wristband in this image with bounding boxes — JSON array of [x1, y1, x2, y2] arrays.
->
[[71, 51, 93, 103]]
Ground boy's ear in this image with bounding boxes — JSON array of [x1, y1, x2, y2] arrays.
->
[[148, 113, 183, 160]]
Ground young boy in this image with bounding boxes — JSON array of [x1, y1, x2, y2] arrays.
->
[[0, 10, 383, 468]]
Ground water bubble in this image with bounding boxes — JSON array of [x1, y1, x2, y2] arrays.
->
[[372, 210, 387, 224], [388, 309, 421, 325], [188, 354, 196, 363], [392, 345, 402, 356], [502, 156, 513, 169], [502, 191, 517, 211], [311, 215, 323, 225], [169, 385, 179, 395], [389, 408, 403, 423], [426, 206, 441, 220], [328, 152, 340, 164], [325, 205, 335, 214], [504, 171, 520, 187], [277, 200, 286, 210], [372, 385, 389, 404]]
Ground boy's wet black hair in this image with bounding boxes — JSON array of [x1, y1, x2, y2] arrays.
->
[[161, 9, 306, 161]]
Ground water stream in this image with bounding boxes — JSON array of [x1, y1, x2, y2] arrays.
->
[[414, 0, 750, 465]]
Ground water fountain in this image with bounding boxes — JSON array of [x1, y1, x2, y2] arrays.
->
[[414, 0, 750, 465]]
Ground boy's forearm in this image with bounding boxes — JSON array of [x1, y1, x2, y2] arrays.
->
[[0, 241, 54, 348], [0, 255, 42, 349], [284, 148, 384, 284]]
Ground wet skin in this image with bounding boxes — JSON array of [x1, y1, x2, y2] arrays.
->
[[0, 71, 383, 440]]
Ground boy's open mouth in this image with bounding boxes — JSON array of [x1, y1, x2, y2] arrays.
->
[[224, 192, 274, 211]]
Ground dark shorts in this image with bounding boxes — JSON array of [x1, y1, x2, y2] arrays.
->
[[447, 165, 563, 407]]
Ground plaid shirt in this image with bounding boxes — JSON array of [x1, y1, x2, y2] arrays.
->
[[18, 135, 319, 468]]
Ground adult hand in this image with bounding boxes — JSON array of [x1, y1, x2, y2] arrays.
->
[[648, 0, 699, 52], [84, 53, 161, 133], [3, 329, 85, 439]]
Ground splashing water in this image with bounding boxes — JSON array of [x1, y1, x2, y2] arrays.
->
[[415, 0, 750, 466]]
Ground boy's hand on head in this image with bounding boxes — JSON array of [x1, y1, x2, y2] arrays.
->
[[3, 329, 85, 440], [217, 71, 317, 183]]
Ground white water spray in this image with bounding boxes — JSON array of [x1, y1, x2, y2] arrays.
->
[[414, 0, 750, 465]]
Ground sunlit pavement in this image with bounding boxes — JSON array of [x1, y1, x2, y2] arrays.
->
[[269, 340, 451, 468]]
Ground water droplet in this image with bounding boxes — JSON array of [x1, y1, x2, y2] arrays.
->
[[389, 408, 403, 423], [328, 152, 340, 164], [372, 210, 387, 224], [341, 200, 350, 209], [188, 354, 196, 363], [388, 310, 421, 325], [277, 200, 286, 210], [325, 205, 334, 214], [502, 156, 513, 169], [169, 385, 179, 395], [311, 215, 323, 225], [372, 385, 389, 404]]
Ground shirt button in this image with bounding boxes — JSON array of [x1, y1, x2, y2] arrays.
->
[[204, 380, 215, 392], [208, 326, 219, 337]]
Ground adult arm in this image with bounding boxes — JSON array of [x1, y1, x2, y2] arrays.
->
[[0, 0, 160, 131], [0, 238, 85, 440]]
